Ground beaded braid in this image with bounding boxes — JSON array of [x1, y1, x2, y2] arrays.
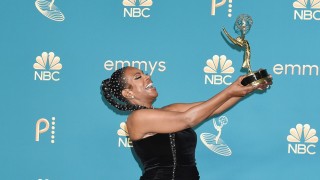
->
[[101, 67, 147, 112]]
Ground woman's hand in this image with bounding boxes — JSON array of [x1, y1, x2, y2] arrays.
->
[[226, 75, 273, 97], [256, 75, 273, 90]]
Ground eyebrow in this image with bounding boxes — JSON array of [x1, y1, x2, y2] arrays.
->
[[133, 72, 142, 76], [135, 70, 144, 75]]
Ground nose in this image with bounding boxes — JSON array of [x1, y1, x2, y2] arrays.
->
[[144, 73, 151, 80]]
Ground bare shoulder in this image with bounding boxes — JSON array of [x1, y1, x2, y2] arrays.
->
[[126, 107, 191, 139], [127, 109, 146, 124], [127, 109, 155, 127], [127, 108, 169, 127], [126, 109, 160, 140]]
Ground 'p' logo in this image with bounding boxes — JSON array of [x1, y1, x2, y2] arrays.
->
[[211, 0, 226, 15], [35, 117, 56, 143]]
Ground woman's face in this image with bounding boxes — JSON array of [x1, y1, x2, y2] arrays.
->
[[123, 67, 158, 104]]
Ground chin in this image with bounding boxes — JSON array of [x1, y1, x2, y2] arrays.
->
[[151, 92, 158, 98], [149, 91, 158, 100]]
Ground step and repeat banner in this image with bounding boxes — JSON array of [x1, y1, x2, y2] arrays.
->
[[1, 0, 320, 179]]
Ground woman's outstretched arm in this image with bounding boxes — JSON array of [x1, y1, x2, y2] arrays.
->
[[126, 76, 265, 140], [162, 76, 271, 116]]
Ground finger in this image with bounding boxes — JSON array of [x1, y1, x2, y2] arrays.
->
[[254, 83, 265, 89], [265, 79, 273, 85], [249, 84, 258, 92], [257, 86, 267, 90], [267, 75, 273, 84], [257, 83, 271, 90]]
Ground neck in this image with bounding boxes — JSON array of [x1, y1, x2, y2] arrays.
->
[[129, 99, 154, 109], [140, 103, 153, 109]]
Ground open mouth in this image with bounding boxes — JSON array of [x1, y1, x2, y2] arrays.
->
[[145, 83, 155, 90]]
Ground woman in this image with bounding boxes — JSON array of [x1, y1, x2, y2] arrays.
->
[[101, 66, 271, 180]]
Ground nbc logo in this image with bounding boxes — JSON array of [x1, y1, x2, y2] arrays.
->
[[204, 55, 235, 85], [35, 117, 56, 144], [123, 0, 153, 18], [287, 124, 318, 155], [35, 0, 65, 22], [293, 0, 320, 20], [34, 52, 63, 81], [211, 0, 233, 17], [118, 122, 133, 148], [200, 116, 232, 156]]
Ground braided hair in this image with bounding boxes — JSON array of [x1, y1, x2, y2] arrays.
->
[[101, 67, 147, 112]]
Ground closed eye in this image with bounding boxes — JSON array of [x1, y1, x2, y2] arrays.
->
[[134, 72, 142, 80], [134, 71, 144, 80], [134, 76, 142, 80]]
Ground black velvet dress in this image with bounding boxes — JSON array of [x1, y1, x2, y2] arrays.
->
[[132, 128, 200, 180]]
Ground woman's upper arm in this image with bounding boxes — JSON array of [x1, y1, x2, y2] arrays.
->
[[127, 109, 191, 139], [162, 102, 202, 112]]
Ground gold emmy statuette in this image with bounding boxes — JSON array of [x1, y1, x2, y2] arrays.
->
[[222, 14, 272, 86]]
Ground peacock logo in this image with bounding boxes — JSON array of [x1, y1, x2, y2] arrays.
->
[[33, 52, 62, 81], [33, 52, 62, 70], [293, 0, 320, 20], [117, 122, 133, 148], [35, 0, 65, 22], [204, 55, 235, 74], [287, 124, 318, 143], [117, 122, 129, 137], [287, 123, 318, 155], [293, 0, 320, 8], [204, 55, 234, 85]]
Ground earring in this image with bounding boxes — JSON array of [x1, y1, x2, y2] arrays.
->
[[131, 95, 135, 99]]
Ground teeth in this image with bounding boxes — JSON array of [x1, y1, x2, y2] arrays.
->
[[146, 83, 154, 89]]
